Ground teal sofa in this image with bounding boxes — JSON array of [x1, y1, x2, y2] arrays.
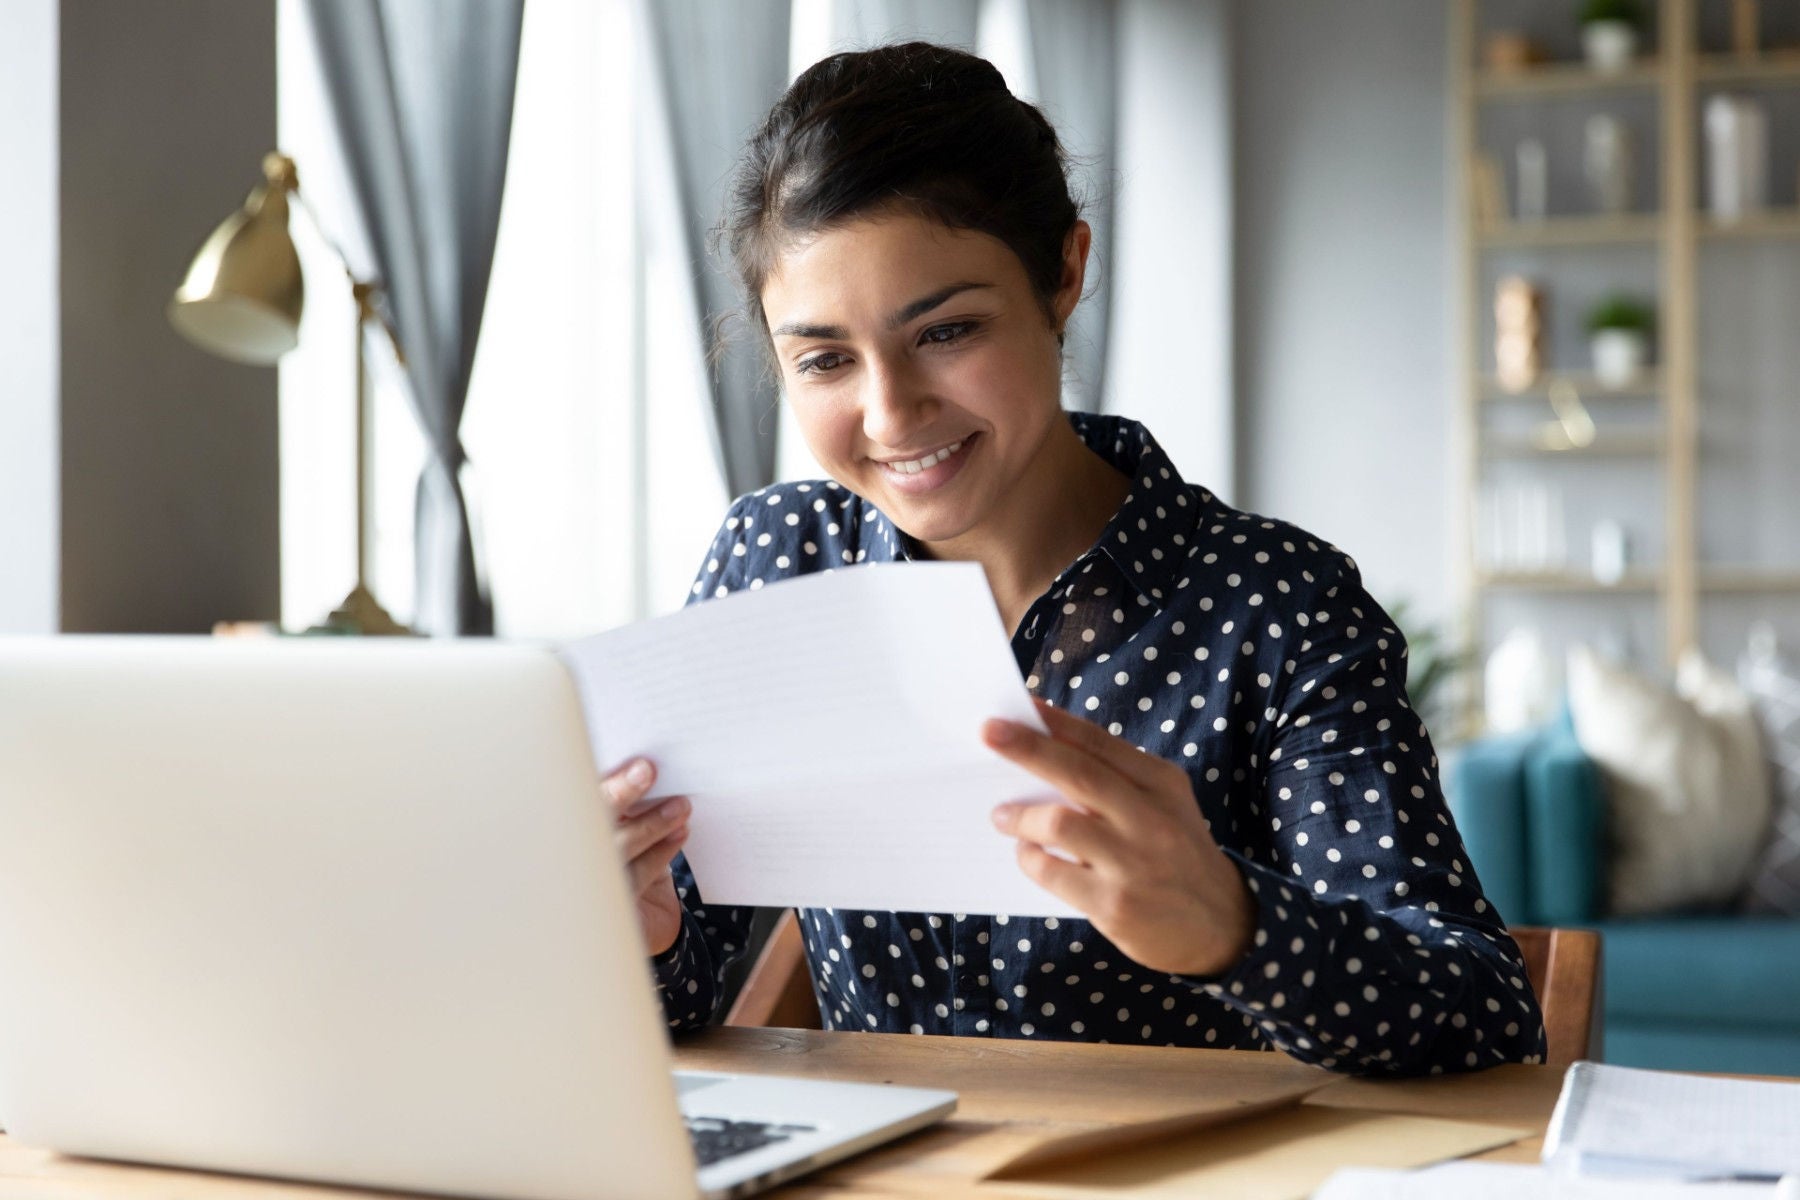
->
[[1447, 715, 1800, 1076]]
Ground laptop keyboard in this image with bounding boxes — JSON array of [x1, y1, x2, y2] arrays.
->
[[683, 1115, 817, 1167]]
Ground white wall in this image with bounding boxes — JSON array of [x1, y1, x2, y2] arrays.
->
[[0, 0, 60, 633], [1233, 0, 1456, 626], [1109, 0, 1234, 499]]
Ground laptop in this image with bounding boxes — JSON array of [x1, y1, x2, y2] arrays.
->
[[0, 637, 955, 1200]]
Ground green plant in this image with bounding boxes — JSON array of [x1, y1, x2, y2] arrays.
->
[[1585, 294, 1656, 336], [1580, 0, 1646, 27]]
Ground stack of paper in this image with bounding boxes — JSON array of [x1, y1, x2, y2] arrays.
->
[[1542, 1061, 1800, 1182], [1315, 1162, 1790, 1199]]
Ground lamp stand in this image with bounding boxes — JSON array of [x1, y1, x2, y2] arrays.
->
[[308, 280, 412, 637]]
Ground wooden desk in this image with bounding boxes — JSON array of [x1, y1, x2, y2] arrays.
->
[[0, 1029, 1565, 1198]]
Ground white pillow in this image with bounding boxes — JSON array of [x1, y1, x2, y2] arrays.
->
[[1567, 645, 1772, 916]]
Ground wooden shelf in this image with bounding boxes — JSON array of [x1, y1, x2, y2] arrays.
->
[[1478, 214, 1663, 247], [1699, 211, 1800, 240], [1483, 431, 1665, 457], [1696, 53, 1800, 84], [1699, 568, 1800, 593], [1475, 60, 1664, 97], [1476, 570, 1661, 593], [1481, 370, 1664, 400]]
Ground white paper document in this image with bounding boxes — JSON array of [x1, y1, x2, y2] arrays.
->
[[1313, 1162, 1787, 1200], [559, 562, 1077, 916], [1543, 1061, 1800, 1182]]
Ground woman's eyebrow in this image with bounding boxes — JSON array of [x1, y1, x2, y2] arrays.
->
[[770, 281, 995, 340]]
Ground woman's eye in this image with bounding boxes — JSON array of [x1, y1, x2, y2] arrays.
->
[[922, 321, 975, 345], [795, 352, 846, 376]]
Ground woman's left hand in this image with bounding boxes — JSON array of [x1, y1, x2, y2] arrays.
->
[[984, 698, 1257, 977]]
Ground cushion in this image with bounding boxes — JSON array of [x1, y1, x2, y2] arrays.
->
[[1739, 634, 1800, 914], [1567, 646, 1771, 916]]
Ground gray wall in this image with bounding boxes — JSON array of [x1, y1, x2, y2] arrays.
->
[[0, 0, 60, 634], [1, 1, 282, 633], [1233, 0, 1457, 627]]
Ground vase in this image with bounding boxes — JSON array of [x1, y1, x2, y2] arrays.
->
[[1582, 21, 1637, 73], [1592, 329, 1647, 387]]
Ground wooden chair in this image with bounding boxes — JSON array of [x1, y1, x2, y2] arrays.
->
[[725, 910, 821, 1029], [726, 913, 1603, 1065], [1509, 925, 1603, 1066]]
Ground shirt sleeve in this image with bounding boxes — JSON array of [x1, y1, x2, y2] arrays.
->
[[1175, 552, 1548, 1076], [649, 497, 758, 1030]]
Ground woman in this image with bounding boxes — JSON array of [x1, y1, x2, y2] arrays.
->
[[607, 42, 1545, 1076]]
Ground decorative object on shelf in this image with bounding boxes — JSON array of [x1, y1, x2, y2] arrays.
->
[[1480, 481, 1567, 574], [1732, 0, 1760, 58], [1536, 377, 1599, 451], [1483, 31, 1549, 72], [1583, 114, 1634, 215], [1484, 627, 1561, 734], [1705, 94, 1770, 222], [1591, 519, 1631, 585], [1515, 138, 1549, 222], [1585, 293, 1654, 388], [1494, 275, 1544, 391], [1579, 0, 1646, 73], [169, 151, 414, 637]]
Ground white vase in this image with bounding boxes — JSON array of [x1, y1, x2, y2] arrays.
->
[[1582, 21, 1637, 73], [1591, 329, 1647, 387]]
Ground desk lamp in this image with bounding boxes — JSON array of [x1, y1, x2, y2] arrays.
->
[[169, 152, 411, 636]]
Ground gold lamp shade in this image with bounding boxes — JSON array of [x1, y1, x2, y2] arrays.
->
[[168, 153, 305, 365]]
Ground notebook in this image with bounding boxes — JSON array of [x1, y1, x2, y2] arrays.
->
[[1543, 1061, 1800, 1182]]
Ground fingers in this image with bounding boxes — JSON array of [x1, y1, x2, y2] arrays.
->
[[602, 757, 663, 818], [983, 717, 1150, 828], [627, 826, 688, 896], [1014, 840, 1104, 914], [993, 800, 1122, 869], [616, 795, 691, 862], [1031, 698, 1172, 791]]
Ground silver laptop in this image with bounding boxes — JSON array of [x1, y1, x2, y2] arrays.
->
[[0, 637, 954, 1200]]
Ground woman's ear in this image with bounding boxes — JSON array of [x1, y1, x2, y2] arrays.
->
[[1053, 220, 1093, 332]]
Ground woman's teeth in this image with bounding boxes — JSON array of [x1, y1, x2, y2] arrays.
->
[[887, 440, 963, 474]]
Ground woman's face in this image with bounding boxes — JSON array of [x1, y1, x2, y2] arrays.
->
[[761, 211, 1084, 547]]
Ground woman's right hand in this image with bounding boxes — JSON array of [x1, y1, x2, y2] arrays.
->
[[603, 757, 691, 958]]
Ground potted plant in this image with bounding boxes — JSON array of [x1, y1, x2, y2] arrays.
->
[[1586, 294, 1655, 386], [1580, 0, 1646, 73]]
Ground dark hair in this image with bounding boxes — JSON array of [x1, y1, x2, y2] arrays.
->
[[718, 42, 1083, 362]]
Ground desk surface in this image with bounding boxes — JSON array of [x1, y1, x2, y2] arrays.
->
[[0, 1029, 1564, 1198]]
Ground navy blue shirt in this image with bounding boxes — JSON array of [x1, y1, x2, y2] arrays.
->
[[652, 413, 1546, 1076]]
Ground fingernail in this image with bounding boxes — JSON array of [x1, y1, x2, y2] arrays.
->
[[626, 759, 653, 787], [663, 796, 690, 818], [991, 804, 1017, 831]]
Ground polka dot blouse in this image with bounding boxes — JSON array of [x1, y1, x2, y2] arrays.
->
[[651, 412, 1546, 1076]]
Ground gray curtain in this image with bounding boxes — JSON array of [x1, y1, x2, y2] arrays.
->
[[1026, 0, 1118, 414], [637, 0, 793, 501], [302, 0, 523, 636], [831, 0, 979, 47]]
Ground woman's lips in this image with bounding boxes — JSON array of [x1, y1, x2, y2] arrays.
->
[[874, 432, 979, 495]]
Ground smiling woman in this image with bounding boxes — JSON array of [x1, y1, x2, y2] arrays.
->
[[602, 42, 1547, 1077]]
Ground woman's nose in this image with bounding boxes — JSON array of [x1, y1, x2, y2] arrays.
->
[[859, 359, 938, 447]]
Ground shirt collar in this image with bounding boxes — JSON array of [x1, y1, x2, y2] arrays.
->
[[1069, 412, 1202, 610], [883, 412, 1203, 609]]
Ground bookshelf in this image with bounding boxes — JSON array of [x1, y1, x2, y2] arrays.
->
[[1454, 0, 1800, 719]]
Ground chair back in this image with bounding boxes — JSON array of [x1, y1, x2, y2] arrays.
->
[[724, 910, 821, 1029], [726, 913, 1605, 1065], [1510, 924, 1604, 1066]]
